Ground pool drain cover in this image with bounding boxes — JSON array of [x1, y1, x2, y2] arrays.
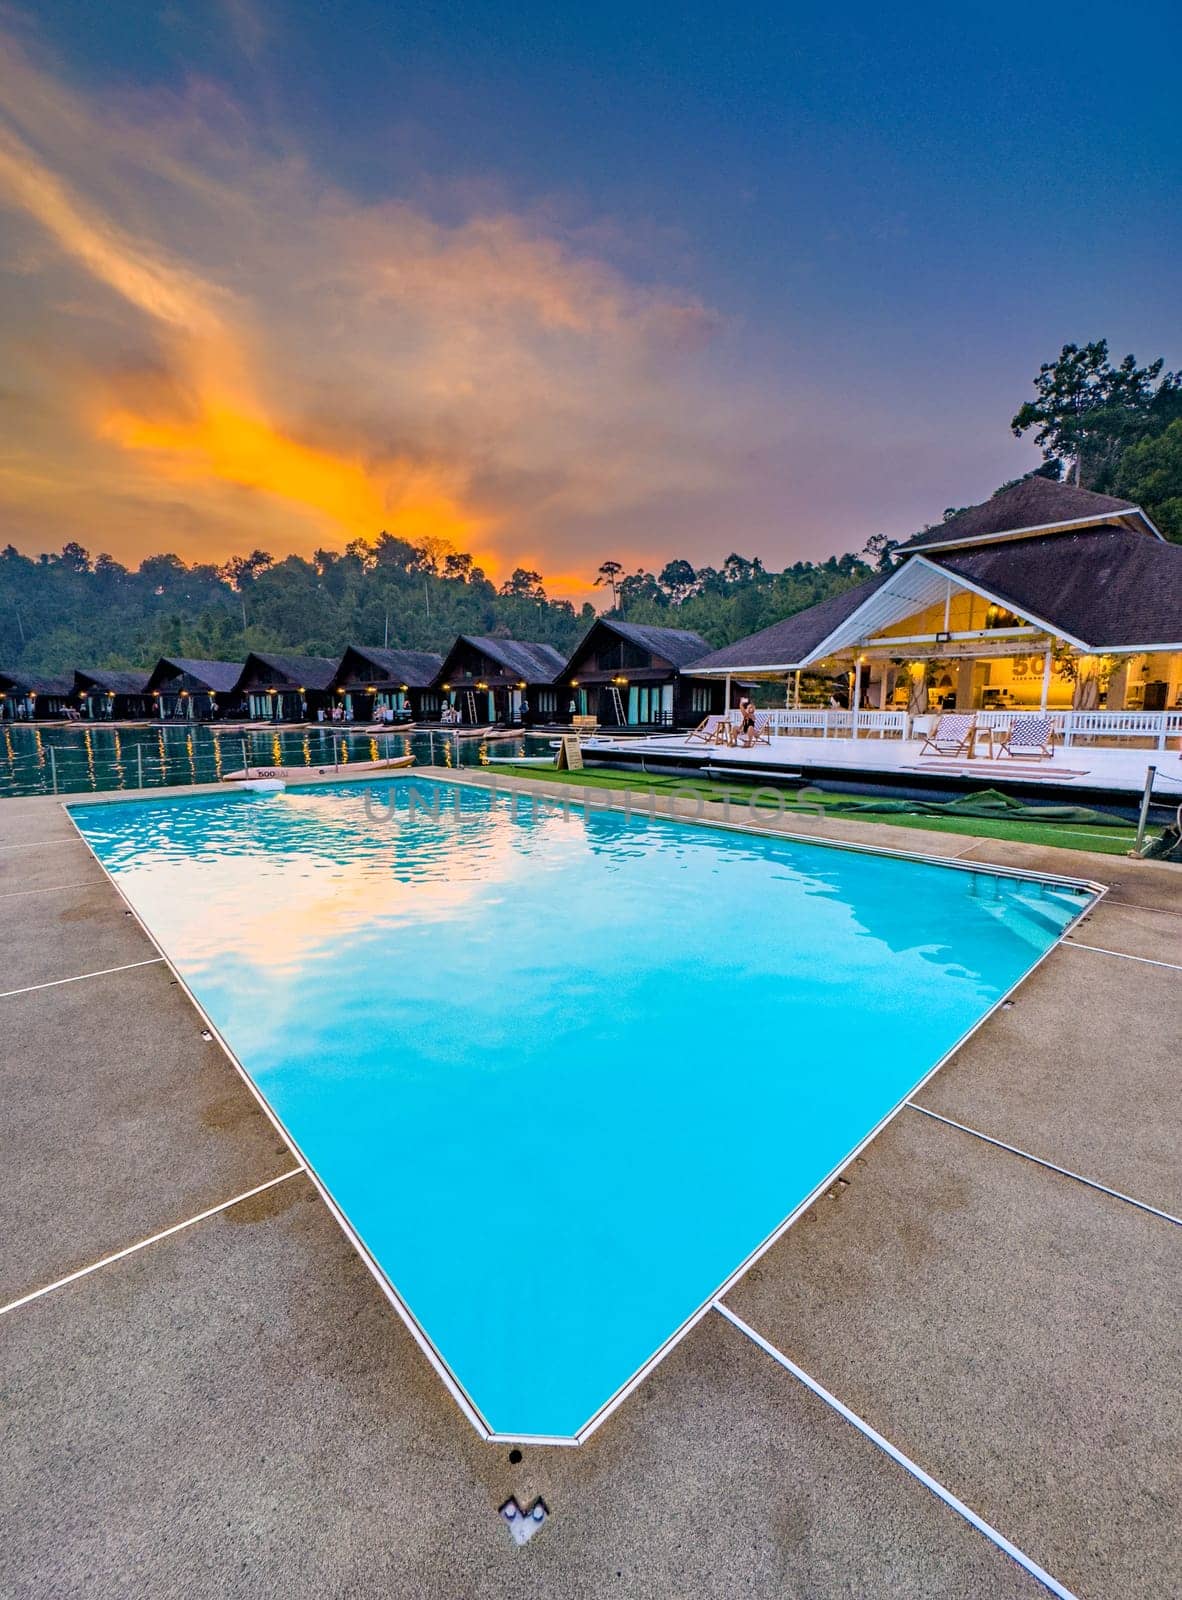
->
[[499, 1496, 548, 1546]]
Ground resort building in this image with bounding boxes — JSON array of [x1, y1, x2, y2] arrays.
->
[[144, 658, 246, 722], [329, 646, 445, 723], [687, 477, 1182, 740], [235, 653, 338, 723], [560, 619, 724, 728], [433, 636, 566, 725], [72, 668, 153, 721], [0, 670, 75, 721]]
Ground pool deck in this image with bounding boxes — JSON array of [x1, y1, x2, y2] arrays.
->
[[583, 729, 1182, 802], [2, 769, 1179, 1599]]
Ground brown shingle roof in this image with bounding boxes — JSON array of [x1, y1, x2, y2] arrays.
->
[[593, 620, 714, 668], [439, 636, 565, 683], [73, 668, 152, 694], [335, 646, 444, 688], [146, 657, 244, 694], [933, 526, 1182, 649], [901, 475, 1145, 551], [0, 670, 74, 696], [238, 653, 338, 690], [686, 575, 892, 671]]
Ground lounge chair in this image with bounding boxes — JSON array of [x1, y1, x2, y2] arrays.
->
[[686, 713, 734, 745], [993, 715, 1056, 760], [918, 712, 978, 758], [732, 710, 773, 747]]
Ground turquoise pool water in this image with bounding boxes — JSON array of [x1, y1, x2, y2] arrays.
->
[[70, 777, 1093, 1440]]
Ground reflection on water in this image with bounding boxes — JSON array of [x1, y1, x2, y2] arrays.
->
[[0, 721, 553, 798]]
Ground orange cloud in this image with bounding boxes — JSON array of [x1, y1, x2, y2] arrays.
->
[[0, 26, 775, 583]]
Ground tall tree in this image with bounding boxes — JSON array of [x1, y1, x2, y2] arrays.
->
[[1012, 340, 1180, 487], [593, 559, 624, 607], [1115, 418, 1182, 542]]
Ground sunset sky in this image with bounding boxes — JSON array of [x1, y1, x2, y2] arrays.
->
[[0, 2, 1178, 600]]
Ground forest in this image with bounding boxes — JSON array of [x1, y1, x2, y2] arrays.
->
[[2, 338, 1178, 675]]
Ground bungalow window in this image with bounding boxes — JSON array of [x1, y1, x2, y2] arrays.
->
[[419, 692, 440, 714], [536, 689, 557, 715], [691, 685, 712, 714], [626, 684, 673, 724]]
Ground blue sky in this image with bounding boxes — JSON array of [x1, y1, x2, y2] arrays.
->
[[1, 0, 1178, 591]]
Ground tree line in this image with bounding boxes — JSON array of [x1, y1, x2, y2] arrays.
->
[[1, 337, 1177, 675]]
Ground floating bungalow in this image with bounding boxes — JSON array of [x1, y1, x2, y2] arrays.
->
[[144, 658, 246, 722], [329, 646, 445, 723], [434, 637, 566, 725], [73, 668, 153, 721], [0, 670, 75, 721], [686, 478, 1182, 726], [560, 620, 724, 729], [235, 653, 338, 723]]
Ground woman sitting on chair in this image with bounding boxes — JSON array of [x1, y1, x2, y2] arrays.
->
[[738, 694, 757, 746]]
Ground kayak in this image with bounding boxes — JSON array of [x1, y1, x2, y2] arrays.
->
[[221, 754, 416, 782]]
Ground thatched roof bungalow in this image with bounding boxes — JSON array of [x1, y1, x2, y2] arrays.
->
[[235, 653, 338, 723], [559, 619, 723, 729], [144, 658, 246, 721], [0, 670, 75, 721], [73, 668, 153, 721], [433, 636, 566, 726], [329, 645, 444, 723]]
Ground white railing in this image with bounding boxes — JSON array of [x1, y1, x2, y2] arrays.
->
[[766, 709, 910, 738], [760, 707, 1182, 749], [1061, 709, 1182, 748]]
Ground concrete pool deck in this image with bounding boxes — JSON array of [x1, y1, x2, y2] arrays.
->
[[1, 771, 1179, 1599]]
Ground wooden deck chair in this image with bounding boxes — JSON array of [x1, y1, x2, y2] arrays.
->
[[686, 713, 735, 744], [571, 714, 600, 739], [733, 709, 773, 746], [918, 712, 977, 757], [994, 715, 1056, 760]]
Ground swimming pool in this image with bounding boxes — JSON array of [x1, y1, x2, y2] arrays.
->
[[69, 776, 1095, 1442]]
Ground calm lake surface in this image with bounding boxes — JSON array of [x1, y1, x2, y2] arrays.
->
[[0, 722, 553, 798]]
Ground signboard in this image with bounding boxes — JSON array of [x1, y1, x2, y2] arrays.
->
[[555, 735, 584, 771]]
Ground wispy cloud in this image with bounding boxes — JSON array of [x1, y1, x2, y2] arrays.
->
[[0, 28, 772, 593]]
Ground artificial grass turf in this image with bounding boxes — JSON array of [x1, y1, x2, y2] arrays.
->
[[483, 762, 1147, 857]]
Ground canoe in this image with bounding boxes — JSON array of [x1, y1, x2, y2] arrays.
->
[[221, 754, 416, 782]]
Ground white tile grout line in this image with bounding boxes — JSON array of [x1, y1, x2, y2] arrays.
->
[[0, 838, 79, 851], [0, 880, 101, 899], [0, 1169, 305, 1318], [1060, 940, 1182, 972], [906, 1103, 1181, 1226], [0, 957, 166, 1000], [713, 1301, 1081, 1600]]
